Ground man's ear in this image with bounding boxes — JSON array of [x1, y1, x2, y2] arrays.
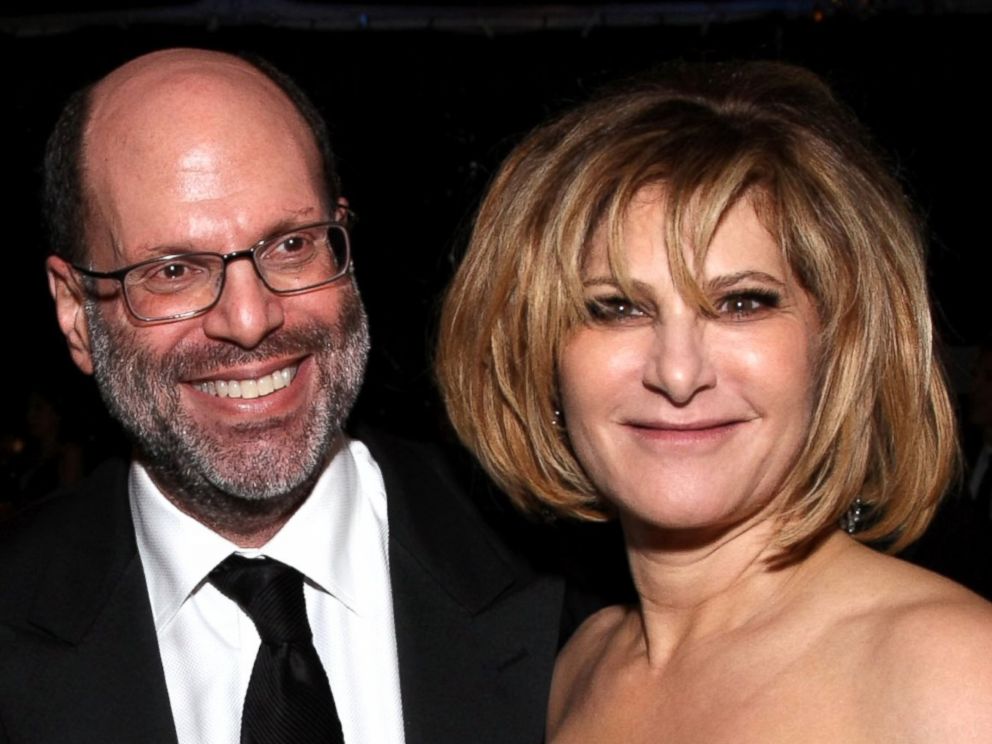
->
[[46, 255, 95, 375], [335, 196, 350, 224]]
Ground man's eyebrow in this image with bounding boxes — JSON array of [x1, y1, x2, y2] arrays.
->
[[131, 211, 326, 258], [259, 213, 323, 241]]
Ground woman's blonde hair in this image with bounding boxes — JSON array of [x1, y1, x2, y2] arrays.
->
[[436, 62, 956, 552]]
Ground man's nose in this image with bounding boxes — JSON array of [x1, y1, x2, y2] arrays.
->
[[200, 259, 284, 349], [641, 313, 716, 405]]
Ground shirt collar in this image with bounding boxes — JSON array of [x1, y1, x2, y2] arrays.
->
[[130, 438, 387, 632]]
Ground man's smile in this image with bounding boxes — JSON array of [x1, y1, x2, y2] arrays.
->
[[192, 362, 299, 399]]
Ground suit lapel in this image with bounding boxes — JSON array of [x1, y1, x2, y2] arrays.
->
[[4, 439, 564, 744], [364, 433, 564, 744], [5, 460, 177, 744]]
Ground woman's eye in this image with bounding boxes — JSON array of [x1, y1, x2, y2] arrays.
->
[[586, 296, 647, 323], [715, 290, 780, 319]]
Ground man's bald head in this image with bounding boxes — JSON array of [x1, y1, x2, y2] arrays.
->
[[43, 48, 340, 264]]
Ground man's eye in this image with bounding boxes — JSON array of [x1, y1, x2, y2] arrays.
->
[[158, 263, 189, 280], [132, 259, 209, 294], [143, 261, 201, 284], [586, 296, 647, 323], [715, 290, 780, 319], [265, 233, 318, 263], [276, 236, 307, 254]]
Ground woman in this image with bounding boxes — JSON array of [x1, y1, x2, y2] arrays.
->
[[436, 62, 992, 742]]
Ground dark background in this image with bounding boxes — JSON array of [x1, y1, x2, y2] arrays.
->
[[2, 1, 991, 467]]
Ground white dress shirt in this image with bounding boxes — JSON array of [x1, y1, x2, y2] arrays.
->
[[130, 438, 406, 744]]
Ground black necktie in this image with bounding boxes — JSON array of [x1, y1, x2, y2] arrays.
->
[[209, 555, 345, 744]]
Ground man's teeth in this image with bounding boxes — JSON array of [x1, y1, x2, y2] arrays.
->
[[194, 365, 298, 399]]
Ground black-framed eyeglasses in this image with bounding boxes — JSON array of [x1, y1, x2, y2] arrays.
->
[[72, 221, 352, 323]]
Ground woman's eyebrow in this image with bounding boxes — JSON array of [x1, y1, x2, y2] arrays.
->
[[581, 271, 786, 292], [580, 276, 655, 293], [704, 270, 786, 292]]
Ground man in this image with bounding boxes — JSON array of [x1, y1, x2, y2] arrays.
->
[[0, 49, 568, 744]]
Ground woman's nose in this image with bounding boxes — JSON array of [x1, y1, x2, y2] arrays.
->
[[641, 313, 716, 404]]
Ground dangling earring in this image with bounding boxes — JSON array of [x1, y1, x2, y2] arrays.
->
[[840, 497, 864, 534], [552, 408, 563, 428]]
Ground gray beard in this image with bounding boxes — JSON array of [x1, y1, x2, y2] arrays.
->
[[84, 287, 369, 530]]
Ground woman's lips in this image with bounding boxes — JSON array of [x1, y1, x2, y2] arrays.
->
[[625, 419, 750, 443]]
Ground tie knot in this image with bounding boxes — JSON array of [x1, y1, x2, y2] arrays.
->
[[209, 555, 313, 644]]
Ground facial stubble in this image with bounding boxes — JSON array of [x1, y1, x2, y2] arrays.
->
[[84, 285, 370, 532]]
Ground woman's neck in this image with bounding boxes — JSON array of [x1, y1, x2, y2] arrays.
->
[[622, 515, 846, 668]]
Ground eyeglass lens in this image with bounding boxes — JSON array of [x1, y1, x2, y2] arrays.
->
[[122, 223, 349, 321]]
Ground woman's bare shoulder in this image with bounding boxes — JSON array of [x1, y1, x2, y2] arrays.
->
[[879, 589, 992, 740], [565, 604, 630, 650], [554, 604, 630, 688], [547, 604, 634, 736], [837, 547, 992, 741]]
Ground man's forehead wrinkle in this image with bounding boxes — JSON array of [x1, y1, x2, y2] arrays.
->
[[173, 144, 228, 205]]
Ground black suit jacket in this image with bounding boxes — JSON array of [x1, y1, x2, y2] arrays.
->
[[0, 434, 568, 743], [907, 426, 992, 600]]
